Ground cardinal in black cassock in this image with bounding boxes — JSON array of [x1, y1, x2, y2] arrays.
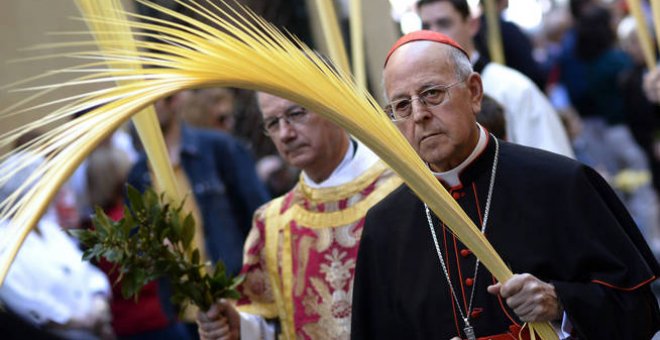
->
[[351, 131, 660, 339], [351, 30, 660, 340]]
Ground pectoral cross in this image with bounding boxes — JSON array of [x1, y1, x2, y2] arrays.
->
[[464, 324, 476, 340]]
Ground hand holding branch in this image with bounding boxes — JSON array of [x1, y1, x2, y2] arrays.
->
[[487, 273, 563, 323], [197, 299, 240, 340]]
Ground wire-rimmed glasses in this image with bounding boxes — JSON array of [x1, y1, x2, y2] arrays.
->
[[262, 107, 309, 136], [385, 80, 465, 121]]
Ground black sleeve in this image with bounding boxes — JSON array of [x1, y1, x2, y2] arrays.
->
[[553, 280, 659, 339], [546, 165, 660, 339], [555, 166, 660, 339]]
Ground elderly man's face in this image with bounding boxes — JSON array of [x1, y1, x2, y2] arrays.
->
[[418, 1, 477, 51], [257, 93, 346, 172], [384, 42, 482, 172]]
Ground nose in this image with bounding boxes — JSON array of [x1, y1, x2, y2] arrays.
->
[[429, 23, 444, 34], [411, 98, 432, 123], [277, 119, 297, 141]]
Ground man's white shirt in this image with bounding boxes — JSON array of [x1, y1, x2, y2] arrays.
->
[[476, 54, 575, 159]]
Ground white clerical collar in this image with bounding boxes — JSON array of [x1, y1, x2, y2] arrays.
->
[[302, 137, 379, 188], [470, 51, 480, 66], [432, 125, 488, 187]]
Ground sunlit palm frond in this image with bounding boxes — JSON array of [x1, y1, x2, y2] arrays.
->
[[0, 1, 555, 337]]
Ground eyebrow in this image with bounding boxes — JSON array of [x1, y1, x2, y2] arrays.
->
[[264, 104, 302, 120], [429, 18, 452, 27], [284, 104, 303, 114], [389, 83, 443, 101]]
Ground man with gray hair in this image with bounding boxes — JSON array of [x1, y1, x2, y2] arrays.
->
[[196, 92, 401, 339], [351, 30, 659, 339]]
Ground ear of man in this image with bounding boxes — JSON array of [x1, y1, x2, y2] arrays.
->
[[466, 72, 484, 115]]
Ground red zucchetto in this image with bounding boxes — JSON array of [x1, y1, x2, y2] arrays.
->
[[384, 30, 469, 67]]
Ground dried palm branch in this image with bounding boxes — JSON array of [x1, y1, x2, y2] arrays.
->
[[652, 0, 660, 62], [74, 0, 181, 202], [483, 0, 505, 65], [0, 0, 555, 337], [628, 0, 655, 70], [349, 0, 366, 89], [314, 0, 351, 74]]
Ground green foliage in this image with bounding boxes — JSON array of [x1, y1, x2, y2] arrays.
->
[[71, 185, 243, 311]]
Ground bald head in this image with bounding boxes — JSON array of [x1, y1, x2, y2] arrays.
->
[[384, 41, 474, 99]]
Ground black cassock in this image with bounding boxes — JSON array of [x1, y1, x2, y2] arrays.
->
[[351, 136, 660, 339]]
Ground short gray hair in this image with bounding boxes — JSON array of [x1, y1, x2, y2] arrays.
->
[[448, 46, 473, 80]]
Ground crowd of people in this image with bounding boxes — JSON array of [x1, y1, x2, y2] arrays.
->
[[1, 0, 660, 339]]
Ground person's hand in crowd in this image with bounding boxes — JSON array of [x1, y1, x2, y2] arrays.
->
[[197, 299, 240, 340], [487, 273, 563, 322]]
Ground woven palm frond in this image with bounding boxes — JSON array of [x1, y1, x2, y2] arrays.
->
[[0, 1, 556, 337]]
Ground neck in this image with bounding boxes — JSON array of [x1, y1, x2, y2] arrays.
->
[[304, 134, 350, 183], [430, 125, 480, 172], [431, 125, 487, 187]]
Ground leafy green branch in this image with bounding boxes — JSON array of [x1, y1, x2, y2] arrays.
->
[[72, 185, 243, 311]]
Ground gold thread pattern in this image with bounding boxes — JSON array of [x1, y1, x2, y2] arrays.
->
[[238, 167, 399, 339]]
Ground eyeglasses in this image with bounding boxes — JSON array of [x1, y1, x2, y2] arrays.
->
[[262, 107, 309, 136], [385, 80, 464, 121]]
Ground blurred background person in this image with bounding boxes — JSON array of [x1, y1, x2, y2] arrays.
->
[[474, 0, 548, 89], [477, 94, 507, 140], [85, 142, 188, 339], [183, 88, 238, 133], [127, 90, 270, 338], [0, 153, 113, 340], [557, 4, 660, 253], [255, 154, 299, 197], [619, 15, 660, 195], [12, 129, 83, 230], [65, 105, 139, 230], [197, 91, 400, 340]]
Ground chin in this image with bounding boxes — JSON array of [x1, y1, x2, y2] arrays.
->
[[422, 151, 451, 170], [287, 153, 314, 170]]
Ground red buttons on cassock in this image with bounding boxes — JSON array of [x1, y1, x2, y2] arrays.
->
[[460, 249, 472, 257], [452, 192, 461, 199], [465, 278, 474, 287], [470, 307, 483, 319]]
